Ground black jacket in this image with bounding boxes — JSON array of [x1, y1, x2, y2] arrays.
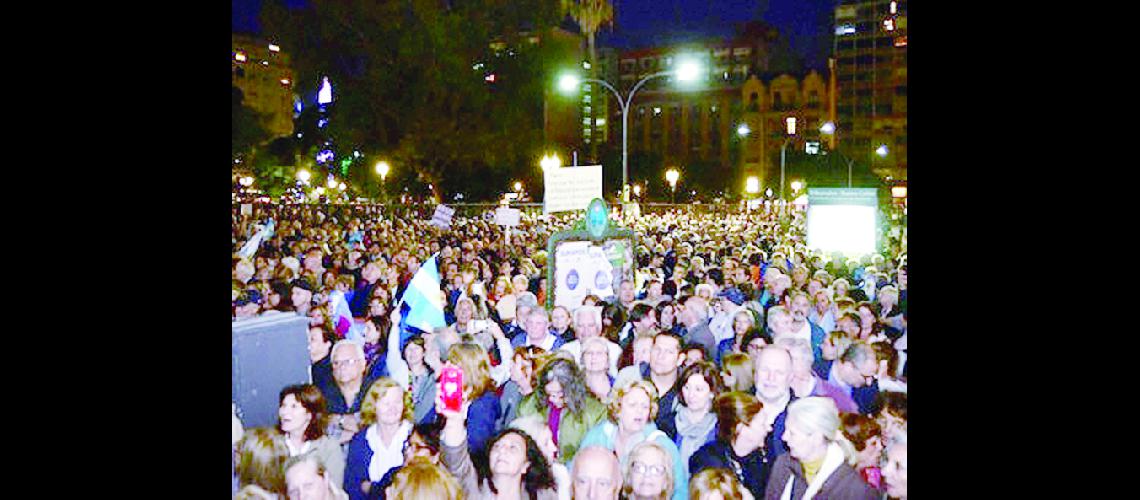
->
[[689, 440, 770, 499]]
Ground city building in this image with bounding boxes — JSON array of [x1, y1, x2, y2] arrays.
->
[[738, 71, 830, 191], [833, 0, 907, 179], [232, 33, 295, 139]]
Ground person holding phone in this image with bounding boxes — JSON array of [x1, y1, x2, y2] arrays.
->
[[441, 342, 502, 457], [437, 379, 558, 500]]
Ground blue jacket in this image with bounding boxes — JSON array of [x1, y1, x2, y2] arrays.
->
[[689, 440, 771, 499], [434, 390, 501, 457]]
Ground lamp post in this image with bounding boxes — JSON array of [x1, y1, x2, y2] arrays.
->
[[665, 168, 679, 204], [375, 161, 390, 204], [819, 122, 859, 188], [559, 60, 702, 201], [779, 117, 797, 200]]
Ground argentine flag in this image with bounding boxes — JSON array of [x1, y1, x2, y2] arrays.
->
[[399, 252, 448, 335]]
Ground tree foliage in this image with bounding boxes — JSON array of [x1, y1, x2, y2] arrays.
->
[[261, 0, 563, 201], [232, 86, 271, 158]]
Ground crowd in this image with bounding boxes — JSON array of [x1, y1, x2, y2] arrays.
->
[[231, 203, 907, 500]]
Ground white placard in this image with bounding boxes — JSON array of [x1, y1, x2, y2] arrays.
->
[[430, 204, 455, 229], [495, 207, 521, 227], [553, 240, 616, 310], [544, 165, 603, 214], [240, 204, 253, 216]]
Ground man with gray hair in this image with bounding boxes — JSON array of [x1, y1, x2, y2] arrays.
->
[[677, 295, 717, 360], [511, 306, 566, 351], [503, 291, 539, 341], [571, 446, 622, 500], [559, 306, 621, 377], [827, 341, 881, 415], [777, 337, 858, 413], [321, 340, 376, 444]]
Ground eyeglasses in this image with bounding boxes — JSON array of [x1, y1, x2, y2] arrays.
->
[[332, 358, 361, 367], [630, 461, 666, 476]]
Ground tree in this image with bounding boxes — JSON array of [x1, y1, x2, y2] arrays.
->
[[232, 86, 270, 158], [562, 0, 613, 160], [261, 0, 563, 202]]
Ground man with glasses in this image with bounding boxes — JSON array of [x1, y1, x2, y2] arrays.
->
[[827, 341, 881, 415], [571, 446, 623, 500], [321, 340, 378, 444]]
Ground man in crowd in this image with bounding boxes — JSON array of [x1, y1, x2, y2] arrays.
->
[[677, 296, 717, 359], [617, 279, 637, 313], [785, 291, 827, 361], [765, 305, 794, 341], [291, 278, 316, 317], [322, 341, 376, 444], [753, 345, 797, 462], [778, 337, 858, 413], [642, 331, 686, 431], [559, 306, 621, 378], [708, 286, 746, 347], [511, 307, 565, 351], [571, 446, 623, 500], [827, 341, 882, 415]]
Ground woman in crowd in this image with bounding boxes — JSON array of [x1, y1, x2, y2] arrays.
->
[[689, 392, 771, 499], [880, 432, 907, 500], [401, 335, 437, 425], [345, 378, 415, 500], [622, 440, 677, 500], [601, 302, 627, 345], [577, 380, 688, 500], [720, 353, 755, 394], [807, 288, 836, 334], [763, 397, 876, 500], [838, 413, 884, 492], [277, 384, 346, 488], [581, 337, 615, 402], [717, 309, 760, 363], [517, 357, 608, 464], [660, 362, 723, 467], [655, 301, 683, 336], [510, 415, 572, 500], [498, 346, 546, 430], [854, 302, 885, 343], [875, 392, 908, 443], [444, 342, 502, 456], [550, 306, 575, 343], [689, 467, 755, 500], [438, 386, 558, 500], [235, 427, 290, 497], [383, 458, 463, 500], [813, 331, 851, 380], [741, 328, 772, 360]]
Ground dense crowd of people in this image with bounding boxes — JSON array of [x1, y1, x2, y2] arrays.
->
[[231, 203, 907, 500]]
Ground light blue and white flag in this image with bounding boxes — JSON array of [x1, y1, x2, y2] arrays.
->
[[400, 252, 448, 334]]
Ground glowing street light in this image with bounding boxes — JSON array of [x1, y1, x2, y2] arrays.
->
[[665, 168, 680, 203], [375, 161, 390, 180], [819, 122, 836, 135], [746, 176, 760, 194], [633, 184, 642, 198], [338, 182, 346, 191], [239, 176, 255, 187], [877, 145, 889, 157], [327, 177, 338, 189], [559, 57, 704, 201], [791, 180, 803, 192], [514, 181, 523, 192], [540, 154, 562, 171], [737, 124, 751, 136], [297, 169, 311, 184]]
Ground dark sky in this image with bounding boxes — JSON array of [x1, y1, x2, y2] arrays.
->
[[233, 0, 834, 69]]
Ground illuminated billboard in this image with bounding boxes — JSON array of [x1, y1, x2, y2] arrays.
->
[[806, 188, 879, 257]]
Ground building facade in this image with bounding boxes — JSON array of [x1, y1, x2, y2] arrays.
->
[[232, 34, 295, 139], [739, 71, 830, 191], [833, 0, 907, 179]]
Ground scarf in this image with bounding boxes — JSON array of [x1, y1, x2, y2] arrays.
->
[[365, 421, 412, 482], [674, 406, 717, 463]]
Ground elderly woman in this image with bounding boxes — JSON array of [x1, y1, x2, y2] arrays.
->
[[689, 467, 755, 500], [660, 361, 723, 467], [577, 380, 688, 500], [344, 378, 414, 500], [880, 432, 907, 500], [717, 309, 760, 364], [622, 440, 676, 500], [581, 337, 615, 401], [438, 385, 558, 499], [689, 392, 772, 499], [763, 397, 877, 500], [276, 384, 346, 488], [516, 357, 608, 463]]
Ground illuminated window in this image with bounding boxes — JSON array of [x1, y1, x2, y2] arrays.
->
[[836, 24, 856, 35], [280, 78, 291, 85], [268, 44, 280, 52], [890, 1, 898, 14], [883, 18, 895, 32], [234, 51, 247, 62], [894, 36, 907, 47]]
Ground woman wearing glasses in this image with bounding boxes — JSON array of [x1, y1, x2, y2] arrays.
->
[[622, 440, 676, 500], [577, 380, 688, 500]]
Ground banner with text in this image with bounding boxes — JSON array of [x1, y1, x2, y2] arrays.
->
[[544, 165, 603, 214], [430, 204, 455, 229]]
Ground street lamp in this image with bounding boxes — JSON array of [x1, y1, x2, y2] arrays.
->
[[819, 123, 856, 187], [297, 169, 311, 184], [745, 176, 760, 194], [633, 184, 641, 198], [737, 124, 751, 137], [514, 181, 523, 192], [540, 154, 562, 171], [791, 180, 803, 192], [780, 116, 796, 200], [877, 145, 889, 157], [375, 161, 390, 180], [665, 168, 680, 204], [559, 58, 703, 201], [239, 176, 255, 187]]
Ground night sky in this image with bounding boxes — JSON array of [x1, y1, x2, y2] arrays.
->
[[233, 0, 835, 70]]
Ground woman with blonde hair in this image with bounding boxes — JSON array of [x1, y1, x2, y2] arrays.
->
[[444, 342, 502, 455], [721, 353, 755, 393], [385, 457, 465, 500], [344, 377, 414, 500], [235, 427, 290, 497], [764, 397, 876, 500], [688, 467, 755, 500], [621, 440, 676, 500]]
